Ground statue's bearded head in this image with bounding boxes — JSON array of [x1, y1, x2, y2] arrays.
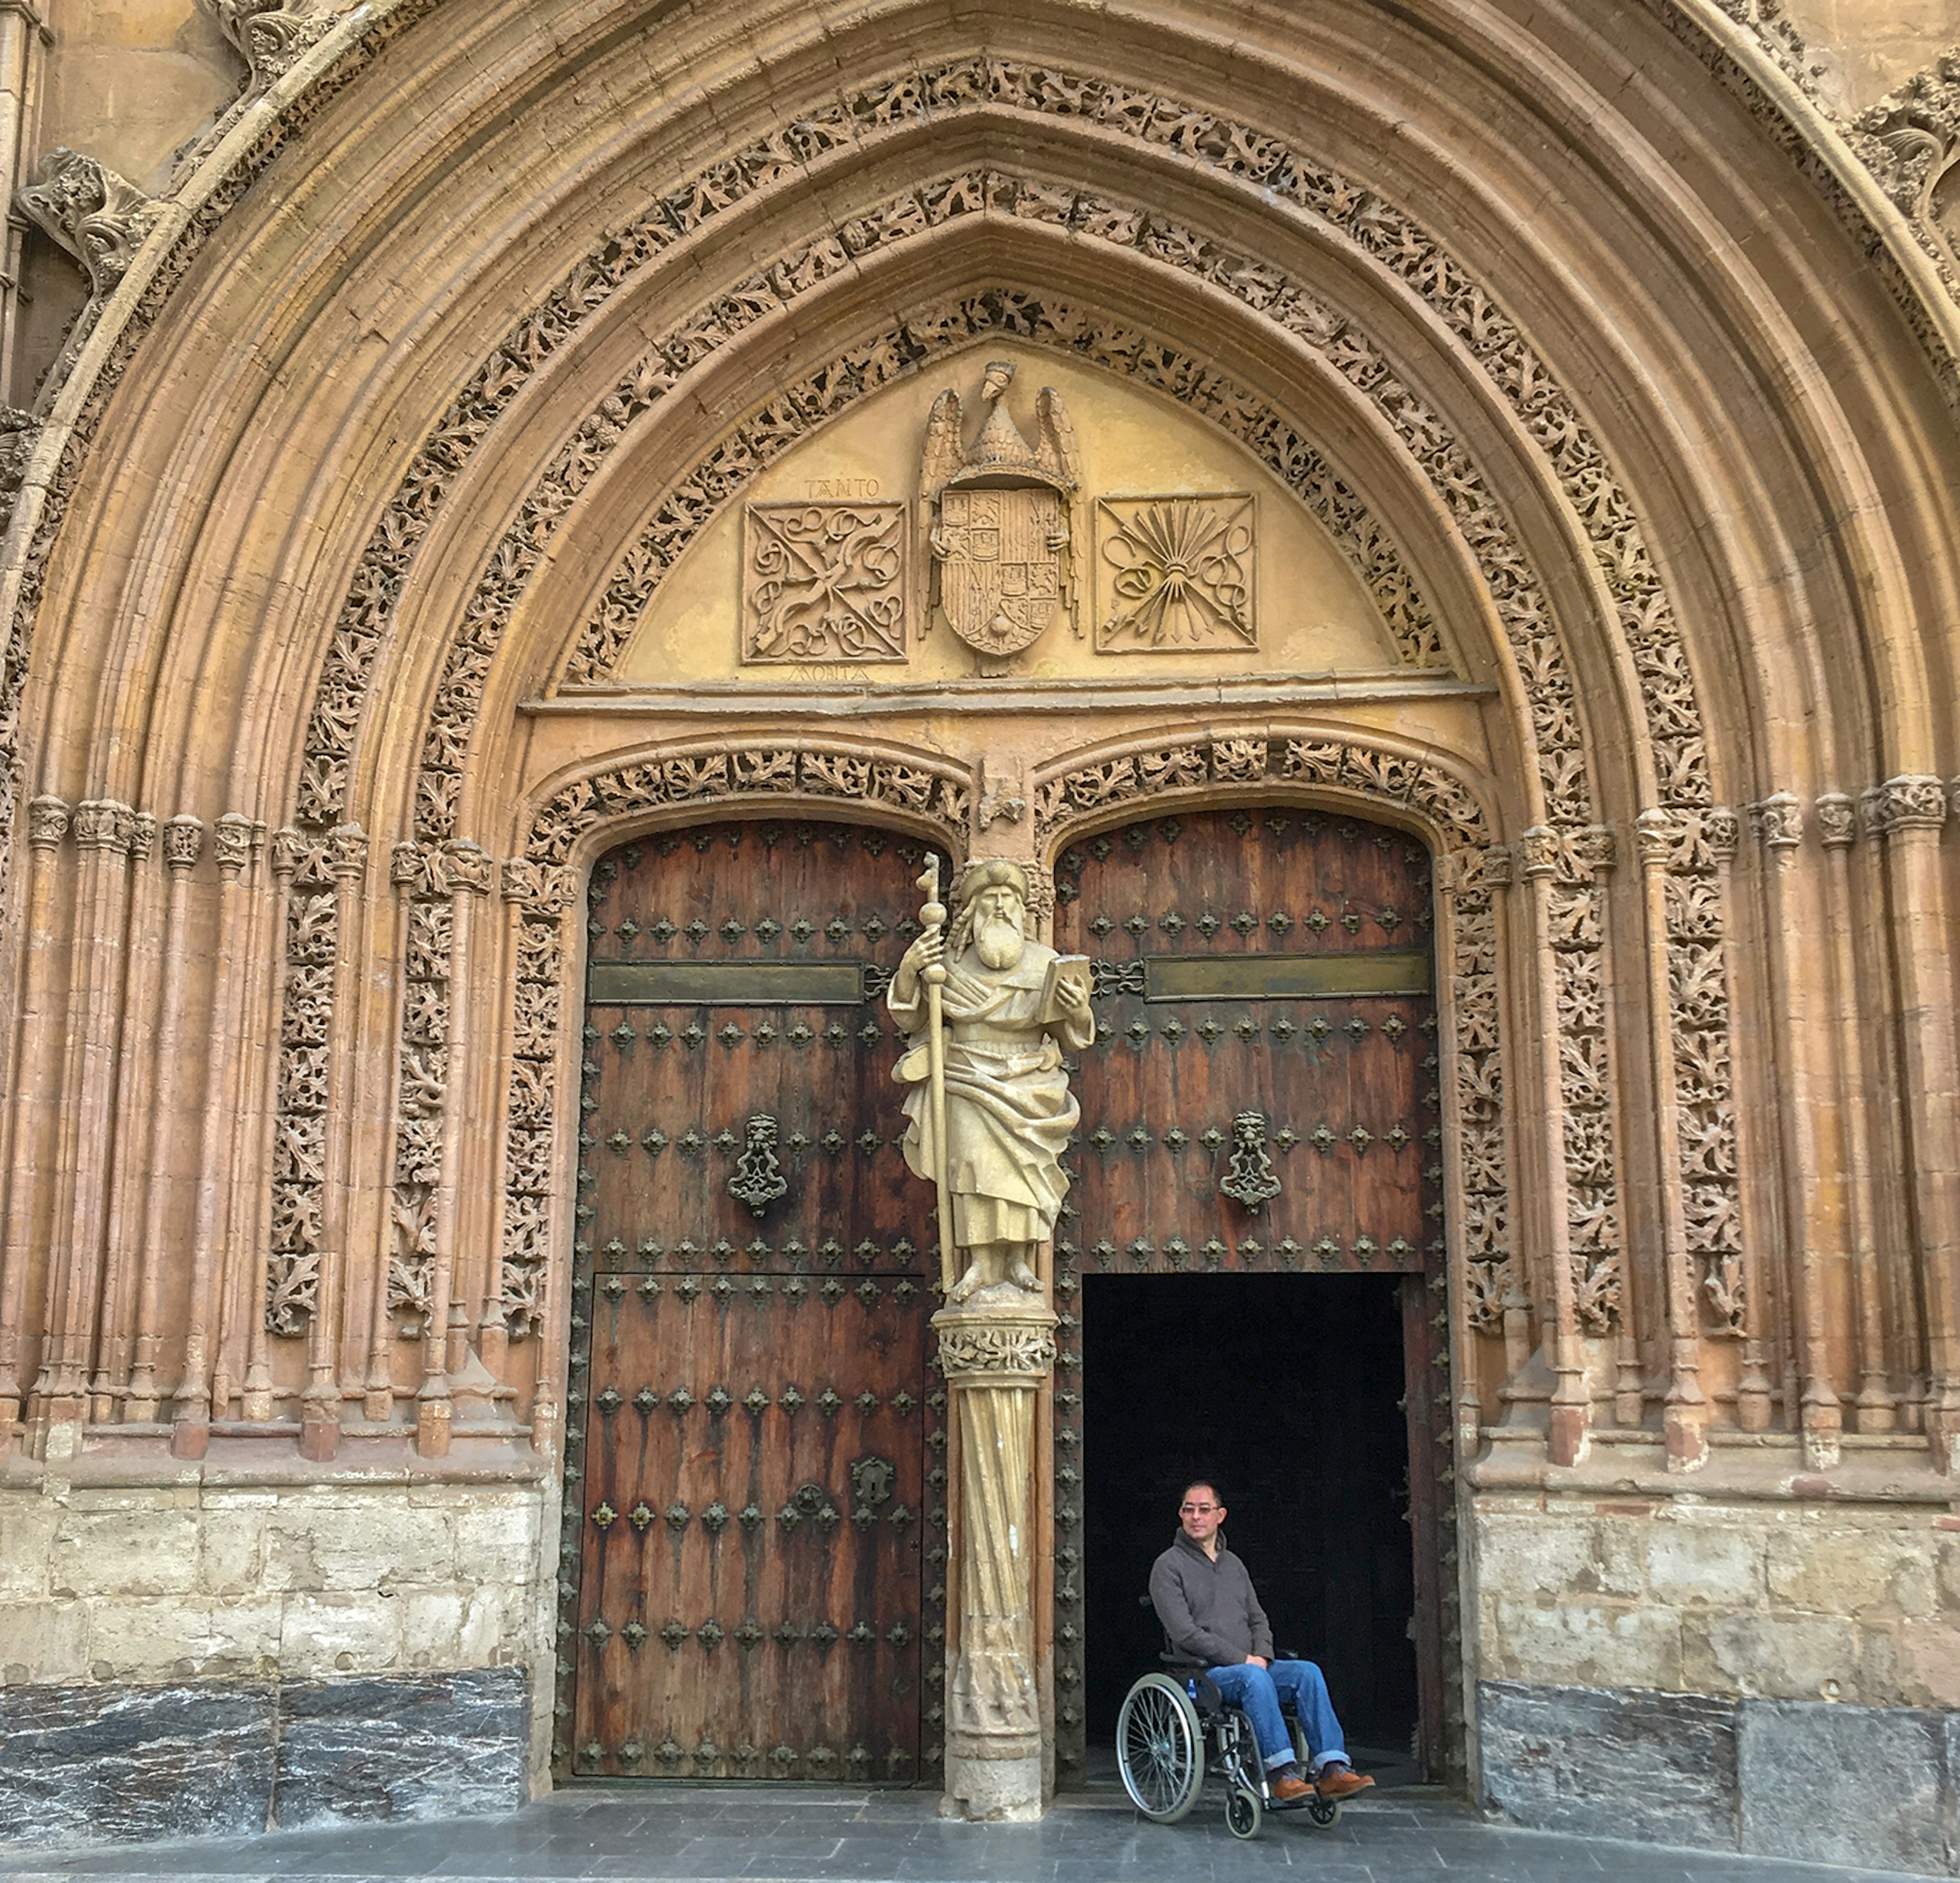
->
[[955, 861, 1030, 971]]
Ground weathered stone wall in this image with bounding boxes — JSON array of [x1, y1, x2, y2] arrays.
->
[[1473, 1475, 1960, 1869], [0, 1473, 551, 1841], [1475, 1479, 1958, 1709]]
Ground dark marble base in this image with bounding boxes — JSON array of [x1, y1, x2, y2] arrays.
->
[[1481, 1679, 1960, 1874], [0, 1667, 527, 1849]]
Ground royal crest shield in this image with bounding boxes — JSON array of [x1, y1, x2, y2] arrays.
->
[[934, 487, 1066, 657], [917, 361, 1082, 666]]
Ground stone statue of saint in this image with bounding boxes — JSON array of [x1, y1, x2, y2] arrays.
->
[[889, 860, 1094, 1305]]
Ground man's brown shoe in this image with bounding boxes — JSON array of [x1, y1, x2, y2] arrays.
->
[[1316, 1765, 1375, 1800], [1269, 1773, 1314, 1803]]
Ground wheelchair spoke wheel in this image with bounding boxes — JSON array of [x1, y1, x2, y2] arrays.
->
[[1115, 1674, 1205, 1823]]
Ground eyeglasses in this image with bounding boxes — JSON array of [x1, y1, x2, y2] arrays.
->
[[1179, 1502, 1219, 1513]]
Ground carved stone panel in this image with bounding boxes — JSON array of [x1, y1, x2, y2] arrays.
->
[[1093, 495, 1256, 652], [742, 501, 906, 664]]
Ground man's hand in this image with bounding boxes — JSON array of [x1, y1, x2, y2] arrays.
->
[[1244, 1655, 1269, 1669], [893, 928, 944, 1004], [1054, 973, 1090, 1018]]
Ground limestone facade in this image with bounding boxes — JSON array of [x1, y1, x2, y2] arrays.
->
[[0, 0, 1958, 1862]]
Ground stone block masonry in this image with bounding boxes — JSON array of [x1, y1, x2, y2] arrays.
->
[[0, 1667, 528, 1845], [0, 1474, 550, 1848]]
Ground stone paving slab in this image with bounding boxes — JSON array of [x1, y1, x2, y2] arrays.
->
[[0, 1783, 1946, 1883]]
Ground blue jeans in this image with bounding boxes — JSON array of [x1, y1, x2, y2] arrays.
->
[[1205, 1659, 1348, 1772]]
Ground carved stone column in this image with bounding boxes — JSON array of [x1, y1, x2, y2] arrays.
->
[[933, 1302, 1057, 1823], [1863, 777, 1960, 1469], [125, 814, 202, 1421], [1518, 826, 1589, 1465], [1817, 793, 1895, 1432], [0, 797, 68, 1430]]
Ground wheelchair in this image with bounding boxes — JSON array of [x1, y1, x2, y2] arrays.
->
[[1115, 1664, 1343, 1841]]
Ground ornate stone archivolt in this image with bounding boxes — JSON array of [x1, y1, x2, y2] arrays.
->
[[320, 53, 1757, 1326], [264, 826, 340, 1337]]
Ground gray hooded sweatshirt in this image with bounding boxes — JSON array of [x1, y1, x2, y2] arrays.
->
[[1149, 1529, 1273, 1669]]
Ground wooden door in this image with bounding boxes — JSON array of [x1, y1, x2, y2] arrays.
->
[[557, 818, 950, 1784], [1047, 805, 1451, 1779]]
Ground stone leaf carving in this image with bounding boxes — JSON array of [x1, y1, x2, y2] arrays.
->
[[202, 0, 335, 98], [19, 150, 161, 302], [743, 500, 905, 663], [937, 1323, 1059, 1378], [1093, 494, 1256, 653], [1851, 53, 1960, 292]]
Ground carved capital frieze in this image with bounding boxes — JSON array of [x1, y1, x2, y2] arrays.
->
[[19, 149, 161, 301], [126, 811, 157, 863], [326, 821, 367, 881], [166, 815, 207, 872], [444, 839, 494, 895], [1633, 807, 1676, 867], [1863, 774, 1948, 838], [212, 812, 256, 875], [500, 857, 576, 912], [1481, 842, 1514, 888], [26, 795, 68, 848], [1517, 825, 1560, 879], [933, 1310, 1058, 1384], [1815, 793, 1857, 849], [71, 797, 132, 852], [1748, 791, 1803, 851]]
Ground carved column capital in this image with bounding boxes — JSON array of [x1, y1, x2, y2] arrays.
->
[[1517, 826, 1560, 879], [1481, 842, 1513, 888], [1863, 774, 1948, 838], [1633, 806, 1675, 867], [72, 797, 133, 852], [932, 1307, 1059, 1384], [164, 815, 206, 872], [27, 795, 69, 848], [1815, 793, 1858, 849], [1748, 792, 1803, 851], [1431, 850, 1460, 897], [126, 811, 157, 863], [1703, 807, 1741, 863], [443, 838, 494, 895], [211, 812, 256, 875], [326, 821, 367, 881]]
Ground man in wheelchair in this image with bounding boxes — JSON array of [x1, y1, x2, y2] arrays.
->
[[1149, 1479, 1375, 1805]]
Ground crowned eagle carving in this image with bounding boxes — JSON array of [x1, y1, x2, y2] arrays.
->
[[918, 362, 1082, 665]]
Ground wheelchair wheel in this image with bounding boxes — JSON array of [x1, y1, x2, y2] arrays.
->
[[1226, 1787, 1262, 1840], [1115, 1673, 1205, 1822], [1307, 1794, 1341, 1829]]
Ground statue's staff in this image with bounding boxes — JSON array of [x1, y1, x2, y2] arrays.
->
[[917, 859, 957, 1299]]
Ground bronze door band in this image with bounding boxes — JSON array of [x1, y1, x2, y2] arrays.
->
[[1142, 951, 1432, 1002], [588, 960, 868, 1005]]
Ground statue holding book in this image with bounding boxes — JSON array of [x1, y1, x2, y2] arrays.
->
[[889, 859, 1093, 1306]]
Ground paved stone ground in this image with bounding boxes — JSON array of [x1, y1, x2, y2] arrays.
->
[[0, 1777, 1949, 1883]]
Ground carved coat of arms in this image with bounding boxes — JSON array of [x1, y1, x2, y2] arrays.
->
[[919, 362, 1081, 664]]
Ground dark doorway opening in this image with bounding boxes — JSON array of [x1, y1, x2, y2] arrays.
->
[[1082, 1273, 1418, 1765]]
